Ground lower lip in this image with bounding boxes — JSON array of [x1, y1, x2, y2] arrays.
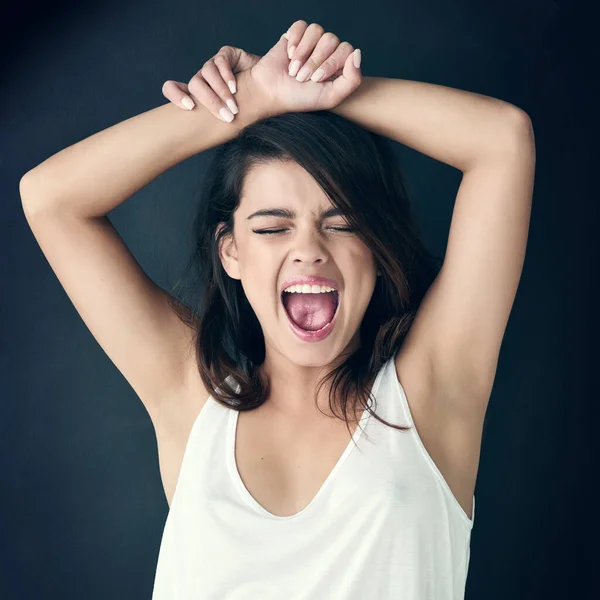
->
[[282, 294, 340, 343]]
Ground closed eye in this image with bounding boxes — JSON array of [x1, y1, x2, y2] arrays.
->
[[253, 227, 355, 235]]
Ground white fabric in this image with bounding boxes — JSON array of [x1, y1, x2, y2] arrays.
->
[[152, 356, 475, 599]]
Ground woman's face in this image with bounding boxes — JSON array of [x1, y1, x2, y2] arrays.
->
[[218, 159, 378, 367]]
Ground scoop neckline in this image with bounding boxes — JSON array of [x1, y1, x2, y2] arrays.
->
[[226, 362, 387, 521]]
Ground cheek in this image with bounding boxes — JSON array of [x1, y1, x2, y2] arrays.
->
[[239, 244, 275, 281], [344, 237, 374, 261], [238, 260, 280, 318], [350, 283, 377, 316], [342, 246, 378, 280], [342, 253, 378, 312], [239, 285, 274, 331]]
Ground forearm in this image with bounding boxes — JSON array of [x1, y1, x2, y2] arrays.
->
[[20, 71, 270, 218], [331, 76, 530, 172]]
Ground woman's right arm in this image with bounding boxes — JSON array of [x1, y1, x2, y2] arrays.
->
[[20, 70, 268, 217], [19, 70, 271, 425]]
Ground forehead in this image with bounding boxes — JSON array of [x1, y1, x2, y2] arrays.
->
[[239, 160, 334, 213]]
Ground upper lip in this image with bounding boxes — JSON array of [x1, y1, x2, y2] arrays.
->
[[281, 276, 340, 295]]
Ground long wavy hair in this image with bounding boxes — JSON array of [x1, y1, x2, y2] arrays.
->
[[167, 110, 442, 442]]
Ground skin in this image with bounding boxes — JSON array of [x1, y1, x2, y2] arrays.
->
[[217, 159, 379, 420]]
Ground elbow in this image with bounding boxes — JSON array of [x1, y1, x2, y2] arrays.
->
[[491, 106, 535, 163], [20, 171, 38, 212], [505, 105, 535, 144], [20, 171, 53, 219]]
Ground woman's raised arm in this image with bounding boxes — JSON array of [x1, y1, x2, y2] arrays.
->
[[18, 69, 270, 425]]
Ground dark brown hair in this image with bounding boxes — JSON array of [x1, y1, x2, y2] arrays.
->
[[167, 110, 442, 442]]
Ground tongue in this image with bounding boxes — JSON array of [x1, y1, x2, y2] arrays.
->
[[283, 292, 337, 331]]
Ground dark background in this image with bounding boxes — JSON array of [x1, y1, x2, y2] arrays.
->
[[1, 0, 596, 598]]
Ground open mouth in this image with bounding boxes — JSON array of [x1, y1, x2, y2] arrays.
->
[[281, 290, 340, 337]]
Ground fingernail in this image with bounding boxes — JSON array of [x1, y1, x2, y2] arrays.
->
[[288, 45, 296, 60], [227, 80, 236, 94], [289, 59, 301, 77], [219, 107, 234, 122], [182, 97, 195, 110], [226, 98, 239, 115], [354, 49, 361, 69], [311, 68, 325, 82], [296, 66, 310, 82]]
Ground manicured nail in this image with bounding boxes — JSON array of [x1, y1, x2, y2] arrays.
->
[[227, 80, 236, 94], [288, 45, 296, 60], [296, 66, 310, 82], [289, 60, 301, 77], [219, 107, 234, 122], [181, 97, 195, 110], [354, 49, 361, 69], [311, 68, 325, 82], [226, 98, 239, 115]]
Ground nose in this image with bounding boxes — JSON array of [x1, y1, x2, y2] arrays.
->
[[290, 227, 330, 267]]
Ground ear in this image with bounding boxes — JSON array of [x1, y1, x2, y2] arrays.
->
[[215, 222, 241, 280]]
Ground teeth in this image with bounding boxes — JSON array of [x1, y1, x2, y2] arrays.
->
[[283, 284, 337, 294]]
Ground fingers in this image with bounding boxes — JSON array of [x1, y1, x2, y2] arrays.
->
[[194, 58, 239, 119], [284, 21, 360, 85], [328, 49, 362, 101], [214, 47, 239, 94], [162, 80, 196, 110], [162, 56, 239, 122], [308, 40, 354, 83], [285, 20, 309, 60], [182, 64, 236, 123], [162, 44, 245, 122], [287, 22, 323, 78], [291, 32, 342, 82]]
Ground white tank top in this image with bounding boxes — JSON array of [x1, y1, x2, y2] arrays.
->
[[152, 357, 475, 599]]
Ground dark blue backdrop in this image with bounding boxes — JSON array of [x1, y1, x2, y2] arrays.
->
[[1, 0, 595, 598]]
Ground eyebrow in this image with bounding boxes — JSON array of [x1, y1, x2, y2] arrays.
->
[[246, 207, 345, 221]]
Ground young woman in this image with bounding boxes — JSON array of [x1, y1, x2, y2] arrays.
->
[[20, 20, 535, 600]]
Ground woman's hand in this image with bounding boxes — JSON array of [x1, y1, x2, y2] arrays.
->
[[162, 45, 261, 121], [162, 20, 362, 122]]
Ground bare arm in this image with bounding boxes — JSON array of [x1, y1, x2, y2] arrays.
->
[[19, 70, 270, 423], [331, 75, 526, 172], [21, 70, 269, 216], [332, 74, 535, 414]]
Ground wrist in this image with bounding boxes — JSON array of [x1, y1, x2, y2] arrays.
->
[[237, 69, 283, 122]]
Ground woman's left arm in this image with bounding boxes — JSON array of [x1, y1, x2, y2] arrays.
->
[[331, 75, 533, 171], [333, 75, 536, 415]]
